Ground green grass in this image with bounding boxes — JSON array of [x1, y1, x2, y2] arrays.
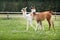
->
[[0, 16, 60, 40]]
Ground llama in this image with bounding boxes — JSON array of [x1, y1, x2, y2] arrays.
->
[[30, 6, 55, 31], [21, 7, 36, 31]]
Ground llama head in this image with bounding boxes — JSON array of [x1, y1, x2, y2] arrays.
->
[[21, 7, 27, 12], [21, 7, 27, 17], [25, 7, 27, 9], [30, 6, 36, 13]]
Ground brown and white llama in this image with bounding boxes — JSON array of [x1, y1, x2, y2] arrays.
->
[[30, 6, 55, 31]]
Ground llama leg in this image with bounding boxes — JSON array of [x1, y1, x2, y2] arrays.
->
[[35, 22, 39, 31], [35, 21, 38, 31], [49, 21, 51, 30], [37, 22, 41, 30], [38, 21, 42, 30], [46, 15, 52, 30], [29, 20, 36, 31], [37, 21, 44, 31], [51, 20, 55, 30], [39, 21, 44, 30], [26, 21, 29, 31], [36, 21, 40, 30], [47, 20, 51, 30]]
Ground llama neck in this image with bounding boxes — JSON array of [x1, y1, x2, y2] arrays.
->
[[31, 9, 36, 13], [22, 11, 27, 17]]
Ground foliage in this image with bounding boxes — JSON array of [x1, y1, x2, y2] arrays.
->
[[0, 0, 60, 12]]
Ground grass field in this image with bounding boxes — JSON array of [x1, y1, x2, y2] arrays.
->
[[0, 15, 60, 40]]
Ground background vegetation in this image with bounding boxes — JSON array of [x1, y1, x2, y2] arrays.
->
[[0, 0, 60, 12]]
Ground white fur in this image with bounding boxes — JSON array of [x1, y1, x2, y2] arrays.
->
[[21, 7, 36, 31], [31, 9, 36, 13]]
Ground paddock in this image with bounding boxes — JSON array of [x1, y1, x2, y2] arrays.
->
[[0, 12, 60, 40]]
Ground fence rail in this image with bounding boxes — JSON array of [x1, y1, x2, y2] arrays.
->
[[0, 12, 22, 14], [54, 12, 60, 15], [0, 12, 60, 20], [0, 12, 60, 14], [0, 12, 30, 14]]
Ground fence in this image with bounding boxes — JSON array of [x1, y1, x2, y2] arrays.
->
[[0, 12, 60, 20], [54, 12, 60, 21]]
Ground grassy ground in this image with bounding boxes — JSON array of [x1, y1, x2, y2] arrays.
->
[[0, 15, 60, 40]]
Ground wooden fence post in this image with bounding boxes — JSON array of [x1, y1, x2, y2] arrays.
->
[[7, 13, 9, 19], [55, 12, 56, 20]]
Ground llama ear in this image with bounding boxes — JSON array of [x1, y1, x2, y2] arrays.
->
[[25, 7, 27, 9]]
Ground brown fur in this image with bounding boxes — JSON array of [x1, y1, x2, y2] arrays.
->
[[32, 11, 55, 30]]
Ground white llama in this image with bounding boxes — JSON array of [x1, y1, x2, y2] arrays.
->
[[21, 7, 36, 31]]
